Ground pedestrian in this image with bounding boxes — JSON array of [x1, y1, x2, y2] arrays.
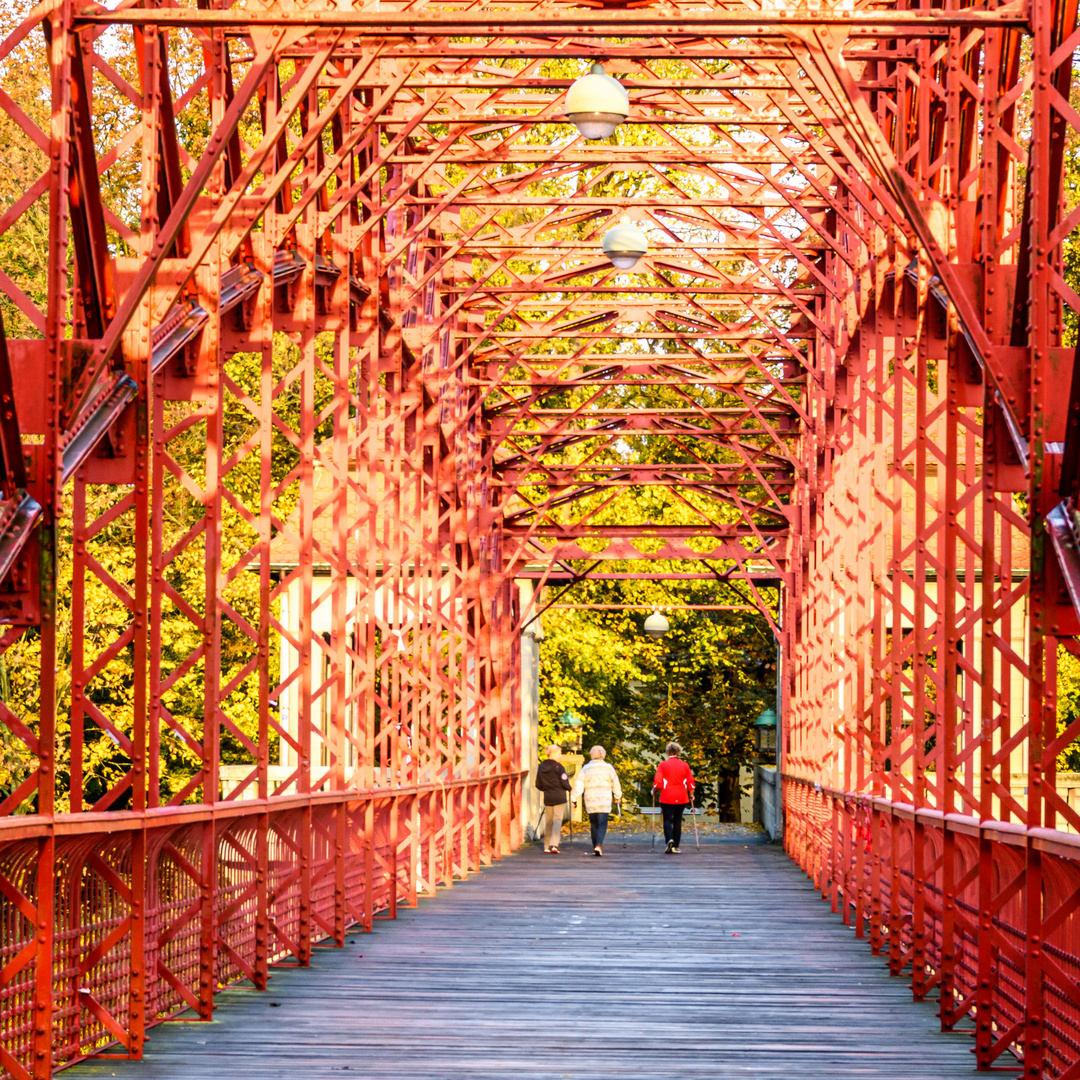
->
[[535, 745, 572, 853], [653, 742, 695, 854], [571, 745, 622, 857]]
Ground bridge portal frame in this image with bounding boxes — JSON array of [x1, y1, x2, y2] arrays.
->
[[1, 0, 1080, 1077]]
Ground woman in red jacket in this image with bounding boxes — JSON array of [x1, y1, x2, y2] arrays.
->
[[652, 742, 695, 854]]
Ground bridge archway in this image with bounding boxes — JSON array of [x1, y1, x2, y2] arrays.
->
[[0, 0, 1079, 1076]]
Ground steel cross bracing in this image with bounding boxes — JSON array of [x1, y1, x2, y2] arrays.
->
[[0, 0, 1079, 1075]]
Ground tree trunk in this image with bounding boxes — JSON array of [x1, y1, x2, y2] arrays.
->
[[715, 774, 741, 822]]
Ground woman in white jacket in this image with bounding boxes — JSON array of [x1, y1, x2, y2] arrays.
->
[[571, 745, 623, 856]]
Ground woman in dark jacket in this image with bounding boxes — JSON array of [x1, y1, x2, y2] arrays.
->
[[535, 745, 572, 853]]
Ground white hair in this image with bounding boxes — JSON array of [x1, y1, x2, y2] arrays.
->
[[589, 745, 606, 760]]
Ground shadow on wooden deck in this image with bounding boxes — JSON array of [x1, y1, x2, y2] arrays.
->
[[67, 830, 978, 1080]]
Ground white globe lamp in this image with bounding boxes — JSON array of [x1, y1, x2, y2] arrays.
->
[[602, 220, 648, 270], [643, 610, 669, 640], [565, 62, 629, 140]]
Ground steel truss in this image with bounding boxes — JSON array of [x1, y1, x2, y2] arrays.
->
[[1, 0, 1080, 1075]]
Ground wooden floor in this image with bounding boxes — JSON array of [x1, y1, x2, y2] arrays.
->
[[69, 828, 980, 1080]]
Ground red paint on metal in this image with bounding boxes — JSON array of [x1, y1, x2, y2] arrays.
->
[[0, 1, 1079, 1077]]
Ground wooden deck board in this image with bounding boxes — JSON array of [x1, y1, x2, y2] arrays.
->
[[67, 833, 980, 1079]]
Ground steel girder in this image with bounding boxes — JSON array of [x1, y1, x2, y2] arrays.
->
[[0, 0, 1079, 1076]]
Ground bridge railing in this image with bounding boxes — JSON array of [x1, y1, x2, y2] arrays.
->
[[784, 776, 1080, 1079], [0, 775, 521, 1079]]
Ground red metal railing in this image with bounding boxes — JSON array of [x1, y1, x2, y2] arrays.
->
[[0, 778, 521, 1078], [3, 0, 1080, 1076], [784, 777, 1080, 1078]]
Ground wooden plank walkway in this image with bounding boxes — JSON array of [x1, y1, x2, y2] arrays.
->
[[69, 829, 979, 1080]]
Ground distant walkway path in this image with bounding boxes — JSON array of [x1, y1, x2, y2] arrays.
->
[[69, 825, 975, 1080]]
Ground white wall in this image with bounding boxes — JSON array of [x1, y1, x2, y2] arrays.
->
[[519, 581, 543, 839]]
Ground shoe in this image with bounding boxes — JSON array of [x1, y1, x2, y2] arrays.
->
[[672, 847, 681, 854], [550, 847, 560, 854], [665, 840, 675, 854], [593, 846, 602, 857]]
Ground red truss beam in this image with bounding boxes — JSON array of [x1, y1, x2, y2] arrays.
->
[[0, 1, 1079, 1077]]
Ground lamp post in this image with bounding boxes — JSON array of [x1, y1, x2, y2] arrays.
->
[[643, 609, 669, 639], [602, 219, 648, 269], [557, 708, 583, 753], [753, 706, 778, 764], [556, 710, 585, 822], [564, 61, 629, 139]]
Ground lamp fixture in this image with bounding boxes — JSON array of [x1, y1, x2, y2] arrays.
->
[[565, 61, 629, 140], [602, 219, 648, 270]]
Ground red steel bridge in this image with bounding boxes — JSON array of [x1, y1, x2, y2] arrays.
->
[[1, 0, 1080, 1075]]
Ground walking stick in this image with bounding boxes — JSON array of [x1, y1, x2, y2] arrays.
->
[[691, 794, 700, 848], [533, 807, 545, 844], [651, 789, 656, 850], [568, 794, 573, 847]]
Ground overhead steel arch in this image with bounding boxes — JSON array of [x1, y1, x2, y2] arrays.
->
[[1, 0, 1080, 1076]]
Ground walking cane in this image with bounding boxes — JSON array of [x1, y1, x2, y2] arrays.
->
[[533, 807, 545, 844], [691, 793, 700, 849], [568, 794, 573, 848], [651, 789, 656, 850]]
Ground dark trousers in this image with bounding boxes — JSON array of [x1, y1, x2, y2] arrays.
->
[[661, 803, 686, 847], [588, 812, 609, 848]]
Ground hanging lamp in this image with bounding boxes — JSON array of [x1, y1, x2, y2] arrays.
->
[[565, 62, 629, 139], [603, 219, 648, 269]]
